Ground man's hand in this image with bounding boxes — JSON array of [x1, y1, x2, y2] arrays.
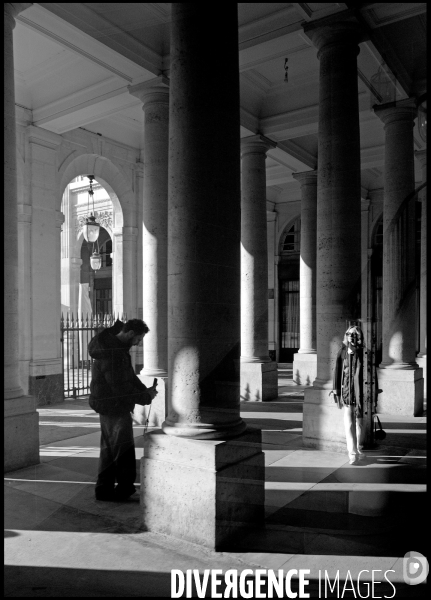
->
[[147, 385, 158, 400]]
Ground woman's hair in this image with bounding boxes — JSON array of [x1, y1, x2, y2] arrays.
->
[[343, 325, 363, 346], [122, 319, 149, 335]]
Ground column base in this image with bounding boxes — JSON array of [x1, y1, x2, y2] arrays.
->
[[302, 387, 349, 453], [416, 355, 427, 402], [240, 360, 278, 401], [133, 375, 168, 427], [377, 367, 424, 416], [292, 352, 317, 386], [4, 396, 40, 473], [29, 359, 64, 406], [141, 428, 264, 550]]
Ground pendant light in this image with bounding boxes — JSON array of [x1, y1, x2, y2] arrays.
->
[[82, 175, 100, 243], [417, 93, 427, 143]]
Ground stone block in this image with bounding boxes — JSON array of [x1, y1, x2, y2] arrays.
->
[[4, 402, 39, 473], [292, 353, 317, 386], [302, 388, 348, 453], [240, 361, 278, 401], [377, 367, 424, 416], [29, 373, 64, 407], [140, 428, 264, 549]]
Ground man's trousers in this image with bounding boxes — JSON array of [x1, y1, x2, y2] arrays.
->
[[95, 412, 136, 497]]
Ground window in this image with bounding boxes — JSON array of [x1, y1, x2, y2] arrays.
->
[[100, 240, 113, 268], [281, 218, 300, 254]]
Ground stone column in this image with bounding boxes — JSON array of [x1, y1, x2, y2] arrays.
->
[[373, 100, 423, 416], [301, 19, 364, 451], [129, 78, 169, 426], [415, 149, 426, 402], [18, 204, 32, 396], [113, 225, 138, 319], [4, 2, 39, 472], [27, 125, 64, 407], [292, 170, 317, 386], [240, 135, 278, 401], [141, 3, 264, 550], [267, 211, 277, 360]]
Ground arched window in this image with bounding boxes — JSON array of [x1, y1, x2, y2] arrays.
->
[[281, 217, 300, 254]]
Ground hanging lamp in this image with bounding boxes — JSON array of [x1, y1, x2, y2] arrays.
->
[[82, 175, 100, 243], [416, 93, 427, 143]]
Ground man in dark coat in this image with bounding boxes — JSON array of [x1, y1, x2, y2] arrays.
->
[[88, 318, 157, 501]]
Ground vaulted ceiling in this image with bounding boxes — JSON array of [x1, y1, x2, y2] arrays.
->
[[14, 3, 427, 203]]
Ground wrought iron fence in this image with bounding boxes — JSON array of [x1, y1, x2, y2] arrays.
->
[[60, 313, 126, 398]]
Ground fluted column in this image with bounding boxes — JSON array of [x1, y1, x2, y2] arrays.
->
[[373, 100, 423, 415], [129, 79, 169, 425], [141, 3, 264, 550], [4, 2, 39, 472], [415, 149, 427, 402], [301, 19, 364, 451], [240, 135, 278, 401], [292, 170, 317, 386]]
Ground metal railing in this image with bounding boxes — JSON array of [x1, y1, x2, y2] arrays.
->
[[60, 313, 126, 398]]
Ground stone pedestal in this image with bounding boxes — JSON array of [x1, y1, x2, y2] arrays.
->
[[141, 428, 264, 549], [292, 352, 317, 386], [240, 360, 278, 402], [301, 19, 364, 450], [4, 397, 40, 473], [376, 368, 423, 417], [302, 389, 349, 452]]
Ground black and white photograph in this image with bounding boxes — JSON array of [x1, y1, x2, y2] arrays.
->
[[4, 2, 427, 597]]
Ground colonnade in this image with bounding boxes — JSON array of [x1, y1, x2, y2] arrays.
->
[[4, 4, 425, 546]]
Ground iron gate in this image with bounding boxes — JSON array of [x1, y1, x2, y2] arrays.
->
[[60, 313, 126, 398]]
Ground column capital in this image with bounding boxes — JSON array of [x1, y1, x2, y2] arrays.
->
[[292, 169, 317, 187], [361, 198, 371, 212], [128, 76, 170, 107], [4, 3, 32, 28], [414, 149, 427, 169], [27, 124, 62, 149], [373, 98, 417, 127], [303, 15, 366, 57], [241, 134, 276, 157]]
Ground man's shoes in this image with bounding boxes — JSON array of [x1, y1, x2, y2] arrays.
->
[[113, 485, 137, 501], [95, 485, 137, 502]]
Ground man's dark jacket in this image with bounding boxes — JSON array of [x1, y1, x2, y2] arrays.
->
[[88, 320, 151, 415]]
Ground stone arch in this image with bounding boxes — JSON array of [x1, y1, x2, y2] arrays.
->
[[58, 152, 138, 320], [58, 153, 136, 228], [278, 214, 301, 255]]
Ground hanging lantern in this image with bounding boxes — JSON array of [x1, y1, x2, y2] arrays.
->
[[82, 175, 100, 243], [90, 250, 102, 271], [417, 94, 427, 143], [83, 214, 100, 242]]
